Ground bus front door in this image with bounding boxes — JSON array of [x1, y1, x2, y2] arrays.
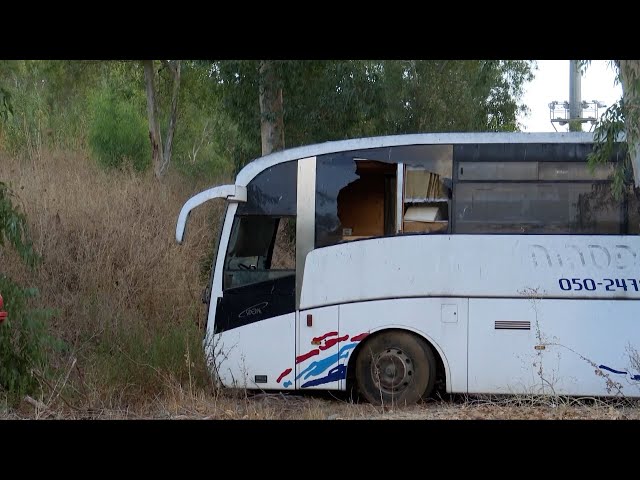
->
[[212, 214, 297, 390], [296, 305, 342, 390]]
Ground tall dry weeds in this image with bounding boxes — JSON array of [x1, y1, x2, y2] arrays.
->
[[0, 150, 229, 410]]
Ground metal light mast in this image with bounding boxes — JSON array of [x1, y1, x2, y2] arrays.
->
[[548, 60, 606, 132], [569, 60, 582, 132]]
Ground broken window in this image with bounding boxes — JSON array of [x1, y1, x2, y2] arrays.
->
[[315, 155, 396, 247]]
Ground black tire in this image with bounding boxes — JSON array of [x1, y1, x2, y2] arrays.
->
[[355, 331, 436, 406]]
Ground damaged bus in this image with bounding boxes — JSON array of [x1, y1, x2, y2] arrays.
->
[[176, 132, 640, 405]]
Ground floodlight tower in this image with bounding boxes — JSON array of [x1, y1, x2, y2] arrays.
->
[[549, 60, 605, 132]]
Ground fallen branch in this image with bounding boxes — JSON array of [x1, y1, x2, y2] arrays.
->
[[24, 395, 47, 411]]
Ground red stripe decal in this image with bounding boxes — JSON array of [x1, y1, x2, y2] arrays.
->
[[277, 368, 292, 383], [311, 331, 338, 343], [296, 349, 319, 364], [350, 332, 369, 342], [319, 334, 349, 350]]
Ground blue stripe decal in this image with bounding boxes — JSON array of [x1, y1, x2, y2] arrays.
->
[[296, 343, 357, 381], [301, 365, 346, 388], [598, 365, 628, 375]]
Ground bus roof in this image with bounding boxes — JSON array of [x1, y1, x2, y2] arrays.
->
[[235, 131, 598, 187]]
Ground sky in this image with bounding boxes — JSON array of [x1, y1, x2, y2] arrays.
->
[[517, 60, 622, 132]]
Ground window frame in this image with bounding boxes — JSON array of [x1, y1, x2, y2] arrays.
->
[[223, 214, 297, 291]]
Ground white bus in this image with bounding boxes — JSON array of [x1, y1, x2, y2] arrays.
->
[[176, 132, 640, 405]]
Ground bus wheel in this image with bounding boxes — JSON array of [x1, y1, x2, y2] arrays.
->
[[355, 331, 436, 406]]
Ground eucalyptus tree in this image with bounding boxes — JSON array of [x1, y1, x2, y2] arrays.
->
[[143, 60, 182, 179], [214, 60, 534, 172], [585, 60, 640, 195]]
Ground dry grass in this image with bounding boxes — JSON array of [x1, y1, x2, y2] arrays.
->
[[2, 150, 218, 329], [4, 389, 640, 419], [1, 149, 229, 410]]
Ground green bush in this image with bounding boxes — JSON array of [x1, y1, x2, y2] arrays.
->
[[0, 181, 61, 403], [88, 86, 150, 171], [0, 277, 60, 400]]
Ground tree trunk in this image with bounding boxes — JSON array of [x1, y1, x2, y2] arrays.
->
[[143, 60, 164, 179], [144, 60, 181, 179], [259, 60, 285, 155], [160, 60, 181, 177], [619, 60, 640, 187]]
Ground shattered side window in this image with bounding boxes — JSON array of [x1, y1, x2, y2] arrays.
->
[[315, 154, 397, 247], [315, 154, 360, 247]]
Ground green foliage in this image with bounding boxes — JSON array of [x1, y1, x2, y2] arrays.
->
[[588, 101, 629, 198], [169, 62, 242, 181], [0, 276, 61, 400], [478, 60, 535, 132], [214, 60, 535, 172], [586, 60, 640, 197], [171, 106, 238, 180], [0, 61, 14, 124], [0, 61, 49, 157], [88, 84, 150, 171], [0, 86, 11, 122], [0, 60, 151, 160], [0, 182, 60, 401], [0, 182, 38, 268], [3, 60, 533, 179]]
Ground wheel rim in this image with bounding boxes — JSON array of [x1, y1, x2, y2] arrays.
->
[[371, 348, 414, 394]]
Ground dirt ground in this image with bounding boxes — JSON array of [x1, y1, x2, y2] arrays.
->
[[3, 391, 640, 420]]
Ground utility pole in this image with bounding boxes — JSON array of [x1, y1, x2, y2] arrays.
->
[[569, 60, 582, 132]]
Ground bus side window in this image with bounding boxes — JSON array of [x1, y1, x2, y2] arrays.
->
[[402, 166, 450, 234], [316, 157, 397, 247], [223, 216, 295, 290]]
